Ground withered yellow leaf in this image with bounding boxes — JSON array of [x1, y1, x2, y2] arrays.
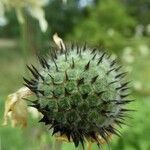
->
[[2, 87, 33, 128]]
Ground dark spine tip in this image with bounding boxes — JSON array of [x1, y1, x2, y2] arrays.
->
[[36, 90, 45, 96], [23, 77, 34, 86], [71, 133, 79, 148], [98, 128, 109, 144], [120, 87, 130, 92], [79, 47, 82, 57], [105, 125, 121, 137], [106, 68, 116, 75], [82, 93, 88, 99], [84, 60, 90, 71], [108, 80, 118, 86], [91, 48, 96, 54], [96, 91, 105, 96], [97, 52, 106, 65], [65, 88, 71, 96], [76, 44, 79, 54], [116, 81, 130, 90], [52, 91, 59, 98], [120, 93, 130, 99], [52, 57, 59, 72], [116, 100, 134, 105], [71, 57, 75, 69], [53, 49, 58, 60], [65, 51, 68, 61], [110, 59, 117, 67], [115, 65, 122, 72], [120, 108, 134, 112], [65, 71, 69, 81], [27, 65, 39, 80], [31, 65, 44, 81], [24, 98, 38, 106], [92, 53, 97, 60], [115, 72, 127, 79], [91, 75, 99, 84], [28, 104, 40, 109], [42, 58, 50, 69], [77, 78, 84, 86], [107, 54, 111, 59], [83, 42, 87, 51], [71, 42, 74, 50], [48, 74, 55, 84], [114, 119, 126, 127], [38, 56, 50, 69], [39, 116, 49, 124], [60, 42, 65, 54], [38, 56, 46, 68], [23, 83, 37, 93]]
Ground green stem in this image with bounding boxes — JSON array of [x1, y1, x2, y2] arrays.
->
[[87, 142, 92, 150], [20, 22, 28, 61], [19, 13, 29, 75], [53, 140, 62, 150]]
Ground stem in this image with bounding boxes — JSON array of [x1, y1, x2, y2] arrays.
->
[[20, 21, 28, 62], [53, 140, 62, 150], [19, 13, 29, 75], [87, 141, 92, 150]]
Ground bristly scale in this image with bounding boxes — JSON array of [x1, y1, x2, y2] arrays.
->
[[24, 43, 132, 149]]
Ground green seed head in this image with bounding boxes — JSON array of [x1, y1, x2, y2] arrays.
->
[[24, 44, 132, 148]]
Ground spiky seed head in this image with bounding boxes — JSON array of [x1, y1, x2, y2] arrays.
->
[[24, 44, 132, 149]]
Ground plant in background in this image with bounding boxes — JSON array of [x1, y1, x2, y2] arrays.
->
[[0, 0, 48, 32], [0, 0, 49, 67], [68, 0, 136, 54], [121, 42, 150, 95], [3, 35, 132, 150], [0, 1, 8, 26]]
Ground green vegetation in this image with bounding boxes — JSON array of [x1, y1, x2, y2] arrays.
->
[[0, 0, 150, 150]]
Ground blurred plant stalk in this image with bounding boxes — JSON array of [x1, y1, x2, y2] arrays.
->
[[87, 142, 92, 150], [53, 140, 63, 150], [20, 14, 28, 62], [0, 0, 49, 75]]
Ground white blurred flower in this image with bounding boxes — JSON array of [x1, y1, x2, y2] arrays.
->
[[0, 0, 49, 32], [124, 47, 132, 53], [62, 0, 67, 4], [0, 15, 8, 26], [79, 0, 93, 8], [134, 24, 144, 38], [27, 5, 48, 32], [133, 81, 143, 91], [139, 44, 149, 56], [146, 24, 150, 36], [0, 1, 8, 26], [107, 28, 115, 37], [122, 47, 134, 63]]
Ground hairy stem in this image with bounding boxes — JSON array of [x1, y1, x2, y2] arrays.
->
[[20, 16, 28, 62], [87, 141, 92, 150], [53, 140, 62, 150]]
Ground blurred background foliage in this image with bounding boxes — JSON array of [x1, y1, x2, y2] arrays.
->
[[0, 0, 150, 150]]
